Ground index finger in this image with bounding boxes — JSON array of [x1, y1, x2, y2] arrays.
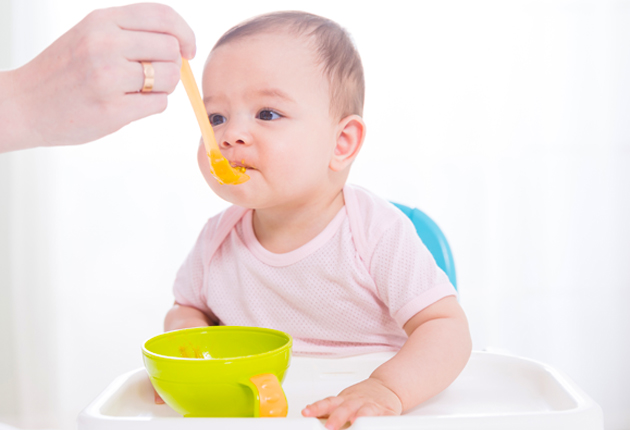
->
[[112, 3, 196, 59]]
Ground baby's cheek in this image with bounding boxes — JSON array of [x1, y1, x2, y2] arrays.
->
[[197, 142, 213, 183]]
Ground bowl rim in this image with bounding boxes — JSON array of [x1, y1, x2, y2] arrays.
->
[[142, 325, 293, 362]]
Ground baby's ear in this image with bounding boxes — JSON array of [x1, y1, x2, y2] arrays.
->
[[329, 114, 366, 172]]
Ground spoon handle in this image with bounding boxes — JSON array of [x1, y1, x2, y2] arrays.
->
[[180, 58, 219, 157]]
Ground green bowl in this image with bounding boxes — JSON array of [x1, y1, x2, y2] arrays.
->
[[142, 326, 292, 417]]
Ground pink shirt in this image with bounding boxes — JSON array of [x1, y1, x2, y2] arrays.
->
[[173, 185, 456, 356]]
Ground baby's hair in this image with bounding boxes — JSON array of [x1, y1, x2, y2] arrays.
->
[[212, 11, 365, 120]]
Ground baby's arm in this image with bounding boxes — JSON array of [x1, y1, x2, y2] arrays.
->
[[301, 296, 472, 430], [164, 302, 214, 331]]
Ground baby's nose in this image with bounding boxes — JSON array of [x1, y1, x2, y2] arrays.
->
[[220, 138, 246, 148], [219, 118, 251, 148]]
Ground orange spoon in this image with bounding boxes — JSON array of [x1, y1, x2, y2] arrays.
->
[[180, 59, 249, 185]]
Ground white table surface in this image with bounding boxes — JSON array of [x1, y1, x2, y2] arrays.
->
[[79, 351, 603, 430]]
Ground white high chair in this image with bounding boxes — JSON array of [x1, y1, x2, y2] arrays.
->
[[78, 205, 604, 429]]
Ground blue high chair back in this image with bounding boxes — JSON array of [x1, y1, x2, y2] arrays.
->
[[391, 203, 457, 290]]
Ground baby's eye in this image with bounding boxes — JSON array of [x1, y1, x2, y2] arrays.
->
[[257, 109, 281, 121], [208, 114, 226, 126]]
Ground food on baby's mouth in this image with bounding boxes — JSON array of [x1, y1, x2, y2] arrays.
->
[[230, 159, 250, 173]]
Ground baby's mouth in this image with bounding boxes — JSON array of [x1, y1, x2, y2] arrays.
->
[[229, 160, 255, 172]]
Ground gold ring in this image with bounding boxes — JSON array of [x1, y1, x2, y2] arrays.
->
[[140, 61, 154, 93]]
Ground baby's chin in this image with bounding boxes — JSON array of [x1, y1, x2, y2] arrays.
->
[[207, 178, 256, 208]]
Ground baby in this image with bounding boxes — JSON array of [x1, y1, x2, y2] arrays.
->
[[164, 11, 471, 430]]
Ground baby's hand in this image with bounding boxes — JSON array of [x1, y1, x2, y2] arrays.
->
[[154, 388, 164, 405], [301, 377, 403, 430]]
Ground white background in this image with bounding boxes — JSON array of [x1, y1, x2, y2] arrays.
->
[[1, 0, 629, 429]]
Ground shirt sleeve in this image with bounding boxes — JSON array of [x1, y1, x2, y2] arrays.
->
[[369, 215, 457, 328], [172, 221, 213, 316]]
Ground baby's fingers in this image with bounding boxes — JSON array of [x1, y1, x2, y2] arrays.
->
[[301, 396, 344, 419], [325, 400, 398, 430], [153, 388, 164, 404], [321, 399, 366, 430]]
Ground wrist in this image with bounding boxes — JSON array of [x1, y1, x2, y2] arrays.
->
[[367, 376, 404, 413]]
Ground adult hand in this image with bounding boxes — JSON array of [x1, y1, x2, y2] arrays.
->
[[0, 3, 195, 153]]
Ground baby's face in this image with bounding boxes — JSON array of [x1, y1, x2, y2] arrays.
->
[[199, 31, 340, 209]]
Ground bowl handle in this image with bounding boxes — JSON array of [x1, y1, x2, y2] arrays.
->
[[248, 373, 288, 417]]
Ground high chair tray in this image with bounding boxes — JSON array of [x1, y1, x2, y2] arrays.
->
[[78, 351, 603, 430]]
